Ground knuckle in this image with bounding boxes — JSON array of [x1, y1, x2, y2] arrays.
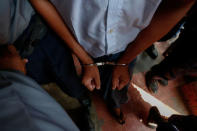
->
[[82, 80, 89, 87]]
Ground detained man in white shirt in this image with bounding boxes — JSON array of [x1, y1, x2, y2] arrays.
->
[[27, 0, 196, 126]]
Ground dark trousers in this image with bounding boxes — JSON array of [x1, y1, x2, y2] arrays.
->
[[94, 52, 136, 108], [26, 31, 136, 108], [156, 115, 197, 131], [26, 31, 84, 98]]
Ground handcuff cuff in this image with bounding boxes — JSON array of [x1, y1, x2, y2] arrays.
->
[[83, 62, 128, 66]]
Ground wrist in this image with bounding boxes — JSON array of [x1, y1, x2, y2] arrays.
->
[[72, 53, 94, 65], [117, 59, 130, 66], [81, 58, 94, 65]]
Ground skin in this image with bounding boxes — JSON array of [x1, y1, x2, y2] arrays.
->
[[29, 0, 100, 91], [0, 45, 28, 74], [113, 0, 196, 90], [29, 0, 196, 118], [29, 0, 196, 92]]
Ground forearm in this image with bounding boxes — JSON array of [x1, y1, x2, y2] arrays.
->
[[30, 0, 93, 64], [118, 0, 196, 64]]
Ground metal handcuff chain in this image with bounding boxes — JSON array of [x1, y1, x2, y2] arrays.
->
[[83, 62, 128, 66]]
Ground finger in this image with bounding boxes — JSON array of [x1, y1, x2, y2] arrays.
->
[[86, 82, 95, 91], [112, 77, 119, 90], [87, 83, 95, 91], [82, 78, 95, 91], [118, 80, 128, 90], [94, 75, 101, 90], [91, 80, 96, 89]]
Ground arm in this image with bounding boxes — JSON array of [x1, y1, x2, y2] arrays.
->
[[29, 0, 92, 64], [118, 0, 196, 64], [29, 0, 100, 90], [112, 0, 196, 90]]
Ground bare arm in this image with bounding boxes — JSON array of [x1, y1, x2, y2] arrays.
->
[[29, 0, 93, 65], [29, 0, 100, 90], [118, 0, 196, 64], [112, 0, 196, 90]]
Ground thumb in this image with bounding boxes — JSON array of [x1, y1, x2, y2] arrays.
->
[[94, 75, 101, 90], [82, 77, 95, 91]]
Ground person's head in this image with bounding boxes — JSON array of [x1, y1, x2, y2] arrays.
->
[[0, 45, 28, 74]]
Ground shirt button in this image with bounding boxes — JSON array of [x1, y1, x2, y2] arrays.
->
[[109, 29, 113, 34]]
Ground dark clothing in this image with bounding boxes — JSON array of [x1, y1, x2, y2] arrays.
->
[[157, 115, 197, 131], [25, 30, 136, 108], [14, 15, 48, 58], [26, 31, 84, 98], [94, 53, 136, 107], [13, 13, 137, 108], [149, 4, 197, 80]]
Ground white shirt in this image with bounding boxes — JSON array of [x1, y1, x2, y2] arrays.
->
[[50, 0, 162, 58]]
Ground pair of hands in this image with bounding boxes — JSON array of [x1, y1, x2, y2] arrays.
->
[[82, 65, 130, 91]]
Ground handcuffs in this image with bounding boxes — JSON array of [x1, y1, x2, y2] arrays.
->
[[83, 62, 128, 66]]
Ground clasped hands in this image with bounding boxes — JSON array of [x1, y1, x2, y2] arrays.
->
[[82, 64, 130, 91]]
